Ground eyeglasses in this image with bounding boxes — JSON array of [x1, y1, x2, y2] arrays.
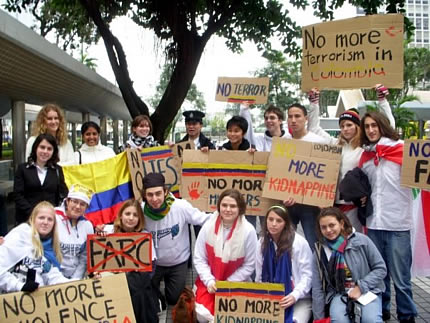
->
[[69, 199, 88, 208]]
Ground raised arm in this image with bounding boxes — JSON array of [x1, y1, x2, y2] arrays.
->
[[376, 85, 395, 128], [239, 103, 257, 148]]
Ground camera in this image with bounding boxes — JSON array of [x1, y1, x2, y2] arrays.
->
[[346, 297, 362, 323]]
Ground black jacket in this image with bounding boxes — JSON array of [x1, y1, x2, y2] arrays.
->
[[179, 133, 215, 150], [220, 138, 255, 151], [14, 162, 68, 223], [339, 167, 373, 225]]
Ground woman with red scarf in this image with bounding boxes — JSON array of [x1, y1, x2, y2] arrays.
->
[[193, 189, 257, 322]]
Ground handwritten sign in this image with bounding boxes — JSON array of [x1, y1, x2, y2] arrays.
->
[[216, 77, 270, 104], [181, 150, 276, 215], [215, 281, 284, 323], [0, 274, 135, 323], [87, 233, 152, 273], [263, 138, 341, 207], [301, 14, 404, 91], [401, 139, 430, 190], [141, 145, 181, 197]]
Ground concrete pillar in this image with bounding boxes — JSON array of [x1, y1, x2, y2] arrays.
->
[[71, 123, 77, 150], [123, 120, 129, 145], [113, 120, 119, 153], [82, 112, 90, 123], [12, 101, 26, 169], [100, 116, 107, 145]]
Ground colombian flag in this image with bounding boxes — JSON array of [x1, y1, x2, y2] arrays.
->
[[62, 153, 132, 226]]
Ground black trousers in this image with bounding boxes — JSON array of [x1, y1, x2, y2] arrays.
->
[[151, 260, 188, 305]]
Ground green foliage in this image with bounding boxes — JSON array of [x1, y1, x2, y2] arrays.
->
[[80, 53, 98, 70], [254, 49, 303, 110], [3, 0, 414, 140]]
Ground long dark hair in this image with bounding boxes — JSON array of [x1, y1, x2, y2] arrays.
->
[[29, 133, 59, 166], [261, 205, 295, 258], [316, 207, 353, 242], [81, 121, 101, 135], [360, 111, 399, 146]]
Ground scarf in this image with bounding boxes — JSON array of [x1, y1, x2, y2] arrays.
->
[[127, 133, 158, 149], [262, 240, 294, 323], [359, 138, 403, 167], [326, 235, 348, 293], [195, 213, 247, 316], [42, 237, 61, 269], [144, 194, 175, 221]]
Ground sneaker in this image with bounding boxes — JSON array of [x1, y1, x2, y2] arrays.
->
[[382, 310, 391, 321]]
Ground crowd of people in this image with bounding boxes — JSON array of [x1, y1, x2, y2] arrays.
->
[[0, 85, 419, 323]]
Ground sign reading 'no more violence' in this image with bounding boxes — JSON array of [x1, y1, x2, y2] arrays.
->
[[87, 233, 152, 273], [263, 138, 341, 208], [301, 14, 404, 91], [0, 274, 135, 323]]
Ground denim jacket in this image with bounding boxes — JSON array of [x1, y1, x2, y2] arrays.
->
[[312, 232, 387, 320]]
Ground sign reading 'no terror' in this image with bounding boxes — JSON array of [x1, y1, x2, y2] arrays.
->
[[301, 14, 404, 91], [215, 77, 270, 104]]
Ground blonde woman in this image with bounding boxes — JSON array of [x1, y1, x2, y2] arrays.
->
[[0, 201, 69, 293], [25, 103, 75, 165]]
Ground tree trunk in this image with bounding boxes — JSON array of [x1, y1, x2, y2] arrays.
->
[[151, 34, 206, 142], [79, 0, 148, 119]]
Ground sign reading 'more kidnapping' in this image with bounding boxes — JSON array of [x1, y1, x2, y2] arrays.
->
[[263, 138, 342, 208], [301, 14, 404, 91], [401, 139, 430, 190], [216, 77, 270, 104]]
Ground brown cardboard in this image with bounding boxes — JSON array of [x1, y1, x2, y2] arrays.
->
[[87, 233, 152, 273], [181, 150, 277, 216], [401, 139, 430, 190], [263, 138, 342, 207], [301, 14, 404, 91], [0, 274, 135, 322], [215, 77, 270, 104], [214, 281, 284, 322], [126, 148, 145, 202]]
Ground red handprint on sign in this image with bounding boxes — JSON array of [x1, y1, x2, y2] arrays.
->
[[188, 182, 203, 200]]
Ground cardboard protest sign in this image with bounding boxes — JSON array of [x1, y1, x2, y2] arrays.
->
[[181, 150, 276, 215], [263, 138, 341, 207], [215, 281, 284, 322], [132, 145, 181, 197], [301, 14, 404, 91], [401, 139, 430, 190], [216, 77, 270, 104], [87, 233, 152, 273], [126, 148, 145, 202], [0, 274, 135, 323]]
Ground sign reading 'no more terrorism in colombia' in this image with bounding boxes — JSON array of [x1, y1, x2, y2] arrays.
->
[[301, 14, 404, 91]]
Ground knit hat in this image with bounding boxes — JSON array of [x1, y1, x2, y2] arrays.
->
[[67, 184, 94, 205], [143, 173, 165, 189], [339, 108, 360, 126]]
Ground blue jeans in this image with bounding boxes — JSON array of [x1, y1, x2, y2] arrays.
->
[[329, 294, 382, 323], [288, 204, 319, 250], [367, 229, 417, 320]]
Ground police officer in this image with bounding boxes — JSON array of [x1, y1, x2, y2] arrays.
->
[[179, 110, 215, 151]]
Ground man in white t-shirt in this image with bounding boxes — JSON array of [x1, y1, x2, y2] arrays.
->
[[283, 103, 328, 250]]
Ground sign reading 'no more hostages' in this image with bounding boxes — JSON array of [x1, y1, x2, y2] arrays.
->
[[263, 138, 341, 208]]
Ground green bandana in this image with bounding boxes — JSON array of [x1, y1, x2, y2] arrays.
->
[[144, 194, 175, 221]]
